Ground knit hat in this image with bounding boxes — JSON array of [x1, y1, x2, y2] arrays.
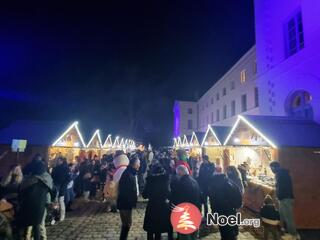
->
[[113, 154, 129, 168]]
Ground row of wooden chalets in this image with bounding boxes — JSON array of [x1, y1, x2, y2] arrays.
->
[[173, 114, 320, 229], [0, 120, 137, 175]]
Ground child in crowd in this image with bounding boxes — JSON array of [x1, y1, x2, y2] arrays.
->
[[260, 195, 280, 240]]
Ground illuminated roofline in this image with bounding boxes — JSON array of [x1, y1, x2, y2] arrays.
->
[[223, 115, 277, 148], [190, 132, 200, 147], [182, 135, 189, 147], [52, 121, 86, 148], [103, 134, 112, 148], [201, 124, 222, 146], [86, 129, 102, 148]]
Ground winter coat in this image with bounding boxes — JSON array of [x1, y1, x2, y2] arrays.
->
[[228, 175, 244, 195], [208, 174, 242, 216], [197, 162, 215, 194], [260, 204, 280, 226], [117, 166, 138, 210], [51, 164, 70, 197], [275, 168, 294, 200], [17, 172, 53, 227], [170, 175, 201, 209], [142, 174, 171, 233]]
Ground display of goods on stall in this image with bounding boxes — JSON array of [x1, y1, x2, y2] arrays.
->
[[224, 115, 320, 228]]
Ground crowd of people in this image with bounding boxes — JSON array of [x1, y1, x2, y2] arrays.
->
[[0, 148, 298, 240]]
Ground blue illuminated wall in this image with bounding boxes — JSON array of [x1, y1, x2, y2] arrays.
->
[[254, 0, 320, 123]]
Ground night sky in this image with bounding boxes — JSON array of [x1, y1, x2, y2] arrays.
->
[[0, 1, 255, 146]]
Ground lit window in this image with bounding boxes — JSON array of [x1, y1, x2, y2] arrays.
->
[[188, 108, 193, 114], [240, 70, 247, 84], [223, 87, 227, 96], [285, 9, 304, 57]]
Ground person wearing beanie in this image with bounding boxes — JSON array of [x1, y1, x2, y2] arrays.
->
[[260, 195, 280, 240], [104, 153, 129, 213], [175, 149, 192, 175]]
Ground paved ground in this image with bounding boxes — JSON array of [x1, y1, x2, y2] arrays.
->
[[47, 197, 261, 240]]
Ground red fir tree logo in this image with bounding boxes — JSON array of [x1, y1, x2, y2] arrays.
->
[[170, 202, 202, 234]]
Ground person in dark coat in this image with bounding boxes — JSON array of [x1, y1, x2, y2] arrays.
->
[[17, 160, 53, 240], [260, 195, 280, 240], [51, 158, 70, 221], [117, 156, 140, 240], [269, 161, 298, 239], [142, 163, 172, 240], [197, 155, 215, 217], [170, 165, 201, 240], [208, 173, 242, 240]]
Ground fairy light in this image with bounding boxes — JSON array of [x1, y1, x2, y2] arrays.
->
[[103, 134, 112, 148], [86, 129, 102, 148], [201, 124, 222, 146], [52, 121, 85, 148], [223, 115, 277, 148]]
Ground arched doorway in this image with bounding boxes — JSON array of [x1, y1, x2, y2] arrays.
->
[[285, 90, 314, 120]]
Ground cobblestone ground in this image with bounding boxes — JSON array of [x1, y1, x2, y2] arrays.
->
[[47, 197, 262, 240]]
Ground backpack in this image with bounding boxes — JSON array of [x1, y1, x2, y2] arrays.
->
[[226, 180, 243, 209]]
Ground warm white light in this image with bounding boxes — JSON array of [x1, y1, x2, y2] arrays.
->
[[52, 121, 85, 148], [223, 115, 277, 148], [103, 135, 112, 148], [86, 129, 102, 148], [201, 125, 222, 146], [190, 132, 200, 147], [233, 137, 240, 143]]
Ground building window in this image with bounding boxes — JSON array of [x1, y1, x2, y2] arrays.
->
[[231, 100, 236, 116], [285, 90, 313, 120], [188, 108, 193, 114], [211, 97, 214, 105], [254, 87, 259, 107], [206, 115, 209, 125], [223, 105, 227, 119], [230, 81, 235, 90], [241, 94, 247, 112], [206, 102, 208, 108], [188, 119, 193, 130], [223, 87, 227, 96], [253, 61, 257, 74], [216, 109, 220, 122], [211, 112, 214, 123], [285, 9, 304, 57], [216, 93, 220, 101], [240, 70, 247, 84]]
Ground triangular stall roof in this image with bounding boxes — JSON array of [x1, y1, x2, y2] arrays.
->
[[201, 125, 230, 146], [103, 135, 113, 149], [224, 115, 320, 148], [52, 121, 86, 148], [86, 130, 102, 149], [189, 132, 205, 147], [182, 135, 189, 148], [113, 137, 121, 149]]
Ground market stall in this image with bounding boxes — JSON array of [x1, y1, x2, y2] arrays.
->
[[102, 134, 113, 155], [86, 129, 103, 159], [188, 132, 204, 158], [224, 115, 320, 229], [49, 121, 86, 164], [201, 125, 230, 169]]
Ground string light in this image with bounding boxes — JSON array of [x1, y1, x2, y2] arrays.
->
[[201, 124, 222, 146]]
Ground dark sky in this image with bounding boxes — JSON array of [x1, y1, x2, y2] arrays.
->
[[0, 1, 255, 146]]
